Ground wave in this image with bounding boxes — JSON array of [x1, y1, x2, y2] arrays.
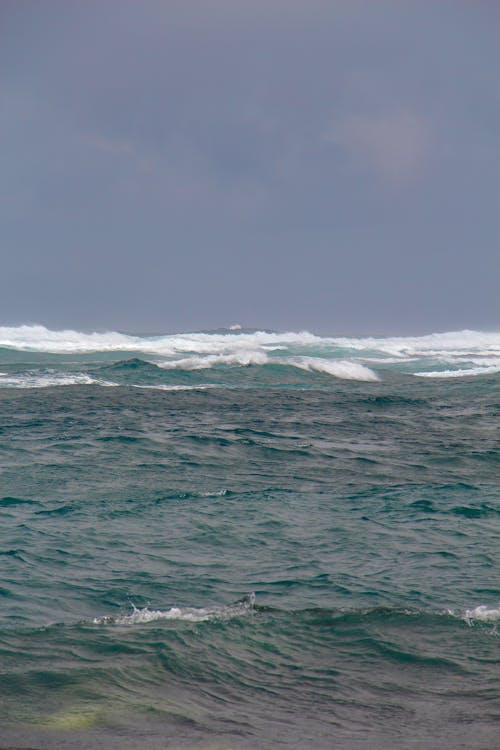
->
[[0, 324, 321, 354], [1, 325, 499, 382], [0, 373, 116, 389], [157, 352, 378, 381], [1, 324, 498, 355], [0, 372, 220, 390], [93, 593, 256, 625], [414, 365, 500, 379], [287, 356, 378, 381], [330, 329, 500, 359], [463, 605, 500, 625], [131, 383, 218, 391], [157, 351, 270, 369], [90, 594, 499, 631]]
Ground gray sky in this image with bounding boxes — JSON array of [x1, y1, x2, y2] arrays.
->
[[1, 0, 498, 334]]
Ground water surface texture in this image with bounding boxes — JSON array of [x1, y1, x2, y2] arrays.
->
[[0, 326, 499, 749]]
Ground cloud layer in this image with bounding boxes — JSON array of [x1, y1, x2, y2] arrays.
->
[[0, 1, 497, 333], [327, 110, 430, 181]]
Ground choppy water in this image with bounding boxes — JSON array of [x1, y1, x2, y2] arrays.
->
[[0, 325, 499, 749]]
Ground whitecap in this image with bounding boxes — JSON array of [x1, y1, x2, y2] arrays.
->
[[0, 324, 321, 355], [93, 594, 256, 626], [0, 324, 138, 353], [156, 351, 378, 380], [131, 383, 218, 391], [157, 351, 269, 369], [463, 605, 500, 625], [0, 373, 117, 389], [2, 325, 499, 380], [414, 365, 500, 379], [1, 325, 499, 360], [287, 356, 379, 382], [329, 330, 500, 359]]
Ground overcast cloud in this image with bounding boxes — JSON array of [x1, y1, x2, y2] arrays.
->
[[0, 0, 497, 334]]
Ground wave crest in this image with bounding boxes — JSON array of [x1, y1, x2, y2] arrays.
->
[[93, 593, 256, 626], [1, 325, 499, 381], [463, 605, 500, 625], [0, 373, 116, 389], [288, 356, 378, 381]]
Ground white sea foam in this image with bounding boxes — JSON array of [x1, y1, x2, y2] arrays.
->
[[358, 356, 419, 364], [1, 325, 496, 356], [0, 325, 138, 353], [1, 325, 499, 379], [94, 606, 213, 625], [156, 351, 378, 380], [131, 384, 218, 391], [0, 324, 321, 354], [0, 373, 117, 389], [288, 356, 379, 381], [94, 594, 256, 626], [1, 325, 498, 358], [0, 371, 217, 390], [414, 365, 500, 378], [157, 351, 269, 369], [463, 605, 500, 626], [329, 330, 500, 359]]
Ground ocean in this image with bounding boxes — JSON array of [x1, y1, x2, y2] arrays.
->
[[0, 325, 498, 749]]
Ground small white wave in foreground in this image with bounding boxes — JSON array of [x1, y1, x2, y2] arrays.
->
[[463, 605, 500, 626], [94, 594, 256, 626]]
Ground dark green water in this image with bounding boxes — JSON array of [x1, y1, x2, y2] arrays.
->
[[0, 327, 499, 749]]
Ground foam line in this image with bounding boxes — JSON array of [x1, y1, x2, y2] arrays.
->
[[2, 325, 498, 358], [414, 366, 500, 378], [0, 373, 117, 388], [94, 594, 256, 625]]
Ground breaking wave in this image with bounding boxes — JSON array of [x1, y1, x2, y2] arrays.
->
[[91, 596, 499, 631], [0, 325, 498, 382], [93, 593, 256, 625], [287, 356, 378, 381], [1, 325, 498, 356], [463, 604, 500, 625]]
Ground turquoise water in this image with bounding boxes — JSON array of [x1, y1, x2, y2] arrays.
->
[[0, 326, 499, 749]]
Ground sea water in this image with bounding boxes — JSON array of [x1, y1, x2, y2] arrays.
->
[[0, 325, 498, 749]]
